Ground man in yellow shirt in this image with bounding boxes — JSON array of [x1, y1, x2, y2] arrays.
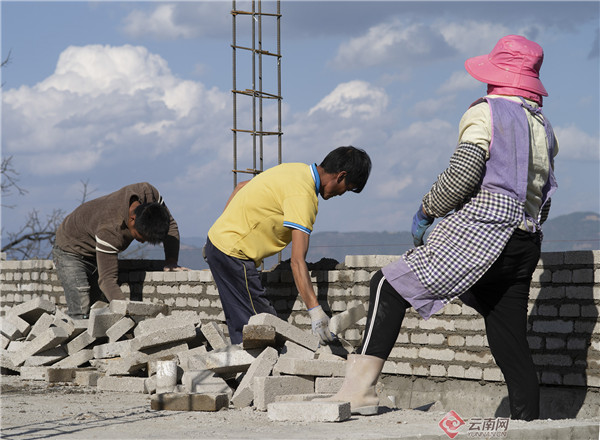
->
[[205, 146, 371, 344]]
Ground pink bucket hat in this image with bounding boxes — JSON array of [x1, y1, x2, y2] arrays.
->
[[465, 35, 548, 96]]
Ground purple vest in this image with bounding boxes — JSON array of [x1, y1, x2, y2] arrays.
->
[[477, 97, 558, 217]]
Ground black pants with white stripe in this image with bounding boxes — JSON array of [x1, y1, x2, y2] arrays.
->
[[359, 229, 541, 420]]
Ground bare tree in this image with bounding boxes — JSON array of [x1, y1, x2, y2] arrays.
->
[[1, 209, 64, 259]]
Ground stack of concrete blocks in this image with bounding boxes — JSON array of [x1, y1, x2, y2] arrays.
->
[[0, 296, 367, 420]]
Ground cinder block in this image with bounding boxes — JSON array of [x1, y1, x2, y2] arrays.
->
[[20, 366, 48, 380], [181, 370, 231, 394], [104, 351, 149, 376], [66, 331, 97, 355], [0, 319, 22, 341], [199, 346, 261, 375], [150, 392, 229, 411], [178, 345, 208, 370], [52, 309, 76, 338], [315, 377, 344, 394], [231, 346, 279, 408], [88, 308, 125, 338], [9, 297, 56, 324], [273, 357, 346, 377], [142, 342, 190, 364], [97, 375, 152, 393], [279, 340, 315, 360], [106, 317, 136, 342], [12, 326, 69, 366], [0, 352, 20, 374], [5, 313, 31, 337], [242, 324, 276, 350], [253, 376, 314, 411], [46, 367, 77, 383], [268, 401, 350, 422], [93, 340, 133, 359], [23, 346, 67, 366], [247, 313, 319, 351], [25, 312, 54, 341], [74, 370, 101, 387], [130, 324, 197, 351], [201, 321, 230, 350], [329, 303, 366, 335], [134, 311, 201, 338], [109, 300, 168, 317], [53, 349, 94, 368]]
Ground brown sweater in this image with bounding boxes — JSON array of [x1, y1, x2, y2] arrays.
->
[[55, 182, 180, 301]]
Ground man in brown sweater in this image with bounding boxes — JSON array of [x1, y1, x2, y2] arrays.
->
[[53, 182, 184, 319]]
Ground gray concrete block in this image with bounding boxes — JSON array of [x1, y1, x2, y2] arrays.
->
[[53, 349, 95, 368], [23, 346, 67, 366], [253, 376, 315, 411], [5, 313, 32, 337], [20, 366, 48, 380], [12, 326, 69, 366], [199, 346, 261, 375], [97, 375, 152, 393], [200, 321, 230, 350], [106, 316, 136, 342], [134, 311, 201, 338], [1, 333, 9, 350], [242, 324, 277, 350], [104, 351, 149, 376], [150, 392, 229, 411], [267, 401, 350, 422], [178, 345, 208, 370], [74, 370, 101, 387], [46, 367, 77, 383], [143, 342, 190, 364], [0, 319, 23, 340], [247, 313, 319, 351], [273, 357, 346, 377], [0, 352, 20, 374], [231, 346, 279, 408], [130, 324, 197, 351], [315, 377, 344, 394], [109, 300, 168, 317], [275, 393, 329, 402], [52, 309, 76, 337], [329, 303, 366, 335], [25, 312, 54, 341], [93, 340, 133, 359], [181, 370, 231, 394], [66, 331, 97, 355], [88, 308, 125, 338], [9, 297, 56, 324]]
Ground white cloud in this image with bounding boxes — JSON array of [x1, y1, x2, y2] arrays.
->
[[308, 80, 388, 120], [122, 3, 230, 39], [436, 20, 512, 57], [2, 44, 230, 175], [437, 71, 480, 95], [553, 124, 600, 161]]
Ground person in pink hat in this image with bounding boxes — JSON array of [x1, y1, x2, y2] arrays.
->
[[322, 35, 558, 420]]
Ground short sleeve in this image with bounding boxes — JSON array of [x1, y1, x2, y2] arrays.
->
[[282, 195, 317, 235]]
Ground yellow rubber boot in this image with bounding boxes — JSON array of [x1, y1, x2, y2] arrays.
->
[[322, 354, 385, 415]]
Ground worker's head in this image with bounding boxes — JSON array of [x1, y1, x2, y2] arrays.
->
[[465, 35, 547, 103], [130, 202, 170, 244], [319, 146, 371, 199]]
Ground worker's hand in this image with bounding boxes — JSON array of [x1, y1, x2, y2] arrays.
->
[[308, 305, 335, 344], [411, 204, 434, 247], [163, 264, 189, 272]]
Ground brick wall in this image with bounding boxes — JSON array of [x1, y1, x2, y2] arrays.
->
[[1, 251, 599, 389]]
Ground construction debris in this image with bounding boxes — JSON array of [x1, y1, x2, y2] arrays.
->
[[0, 298, 369, 421]]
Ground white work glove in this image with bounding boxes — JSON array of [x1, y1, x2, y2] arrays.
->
[[308, 305, 335, 344]]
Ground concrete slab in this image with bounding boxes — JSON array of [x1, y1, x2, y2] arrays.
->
[[130, 324, 197, 351], [267, 401, 351, 422], [24, 312, 54, 341], [134, 311, 201, 338], [97, 375, 152, 393], [253, 375, 315, 411], [93, 340, 133, 359], [5, 313, 31, 337], [150, 392, 229, 412], [74, 370, 101, 387], [181, 370, 231, 395], [9, 297, 56, 324], [23, 346, 68, 366], [88, 308, 125, 338], [177, 345, 208, 370], [279, 340, 316, 360], [46, 367, 77, 383], [199, 346, 262, 375], [109, 300, 168, 317], [106, 316, 136, 342], [231, 346, 279, 408], [19, 366, 48, 380], [66, 331, 97, 355], [53, 349, 95, 368], [248, 313, 319, 351], [12, 326, 69, 366], [0, 319, 23, 341], [104, 351, 150, 376]]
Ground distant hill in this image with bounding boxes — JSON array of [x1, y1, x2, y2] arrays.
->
[[126, 211, 600, 270]]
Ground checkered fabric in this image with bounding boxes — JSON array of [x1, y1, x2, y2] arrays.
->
[[404, 189, 523, 302], [422, 143, 487, 218]]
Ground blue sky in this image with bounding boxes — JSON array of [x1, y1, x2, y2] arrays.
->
[[2, 1, 599, 247]]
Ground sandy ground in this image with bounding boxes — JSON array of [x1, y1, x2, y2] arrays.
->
[[1, 376, 598, 440]]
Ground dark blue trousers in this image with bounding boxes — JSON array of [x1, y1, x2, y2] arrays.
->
[[204, 238, 277, 344]]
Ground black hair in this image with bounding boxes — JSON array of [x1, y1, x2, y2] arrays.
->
[[133, 202, 170, 244], [319, 146, 372, 193]]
